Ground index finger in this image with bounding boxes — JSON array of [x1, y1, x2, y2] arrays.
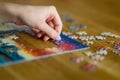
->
[[52, 9, 63, 35]]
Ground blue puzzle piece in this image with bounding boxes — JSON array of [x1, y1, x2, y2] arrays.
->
[[70, 26, 79, 31]]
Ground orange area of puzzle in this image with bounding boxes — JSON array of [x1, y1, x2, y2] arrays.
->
[[0, 0, 120, 80]]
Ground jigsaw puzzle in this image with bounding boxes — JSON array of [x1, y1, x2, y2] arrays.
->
[[0, 23, 89, 66]]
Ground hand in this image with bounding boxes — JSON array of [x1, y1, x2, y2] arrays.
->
[[16, 5, 62, 41], [1, 3, 62, 41]]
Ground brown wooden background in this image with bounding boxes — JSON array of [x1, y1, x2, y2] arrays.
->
[[0, 0, 120, 80]]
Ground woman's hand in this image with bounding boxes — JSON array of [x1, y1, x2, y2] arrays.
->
[[0, 3, 62, 41]]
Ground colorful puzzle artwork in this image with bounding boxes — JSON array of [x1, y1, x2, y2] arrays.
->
[[0, 23, 89, 66]]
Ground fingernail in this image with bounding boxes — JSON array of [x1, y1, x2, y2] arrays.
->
[[37, 34, 42, 38], [58, 36, 61, 40], [56, 36, 61, 40]]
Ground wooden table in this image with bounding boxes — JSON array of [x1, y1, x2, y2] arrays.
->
[[0, 0, 120, 80]]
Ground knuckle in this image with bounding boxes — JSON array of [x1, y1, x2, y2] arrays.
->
[[50, 5, 56, 10], [60, 23, 63, 27]]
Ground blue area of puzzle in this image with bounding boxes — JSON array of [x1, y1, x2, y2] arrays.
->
[[0, 43, 24, 64], [0, 29, 89, 66], [60, 34, 89, 49]]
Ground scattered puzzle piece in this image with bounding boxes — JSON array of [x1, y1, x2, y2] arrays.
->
[[80, 62, 97, 72], [70, 56, 84, 63]]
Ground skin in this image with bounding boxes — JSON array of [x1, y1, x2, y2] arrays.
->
[[0, 3, 63, 41]]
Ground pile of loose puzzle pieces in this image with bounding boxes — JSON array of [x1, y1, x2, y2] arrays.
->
[[61, 14, 120, 72]]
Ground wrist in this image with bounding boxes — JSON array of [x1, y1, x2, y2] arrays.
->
[[4, 3, 20, 16], [0, 3, 20, 22], [3, 3, 26, 22]]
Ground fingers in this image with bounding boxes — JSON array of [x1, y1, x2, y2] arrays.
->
[[47, 21, 54, 28], [37, 21, 61, 40], [32, 21, 60, 41], [37, 33, 42, 38], [46, 6, 62, 35], [22, 6, 63, 41], [43, 35, 50, 41], [52, 9, 63, 35], [32, 28, 40, 33], [33, 17, 62, 41], [32, 28, 44, 38], [43, 21, 54, 41]]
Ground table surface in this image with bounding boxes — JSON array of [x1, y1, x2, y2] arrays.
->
[[0, 0, 120, 80]]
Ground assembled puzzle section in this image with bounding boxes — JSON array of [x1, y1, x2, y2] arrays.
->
[[0, 24, 89, 66]]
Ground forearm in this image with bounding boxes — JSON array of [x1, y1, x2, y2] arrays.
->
[[0, 3, 22, 23]]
